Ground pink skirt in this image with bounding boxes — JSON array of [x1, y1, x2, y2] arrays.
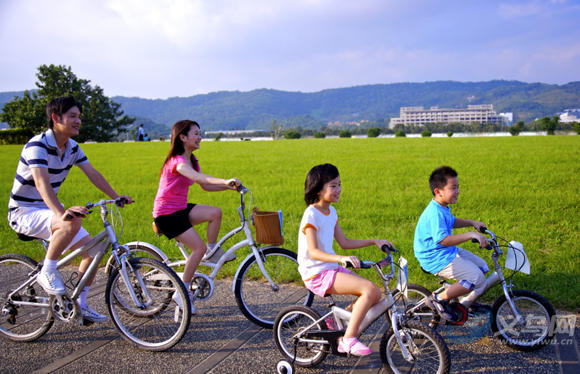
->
[[304, 266, 352, 297]]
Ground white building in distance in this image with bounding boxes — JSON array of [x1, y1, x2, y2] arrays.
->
[[559, 109, 580, 123], [389, 105, 512, 128]]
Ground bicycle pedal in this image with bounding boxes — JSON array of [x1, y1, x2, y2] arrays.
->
[[82, 318, 94, 327]]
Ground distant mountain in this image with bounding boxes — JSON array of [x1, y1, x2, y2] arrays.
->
[[3, 81, 580, 131]]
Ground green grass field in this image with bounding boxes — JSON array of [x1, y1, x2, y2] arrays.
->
[[1, 136, 579, 308]]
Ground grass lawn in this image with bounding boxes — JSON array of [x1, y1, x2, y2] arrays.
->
[[1, 136, 579, 308]]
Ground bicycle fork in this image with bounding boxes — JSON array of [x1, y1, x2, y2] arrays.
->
[[116, 250, 154, 309]]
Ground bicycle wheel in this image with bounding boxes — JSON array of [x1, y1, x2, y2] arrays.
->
[[234, 248, 314, 329], [380, 319, 451, 374], [491, 289, 555, 351], [106, 257, 190, 351], [390, 284, 439, 329], [0, 254, 54, 342], [273, 305, 328, 367]]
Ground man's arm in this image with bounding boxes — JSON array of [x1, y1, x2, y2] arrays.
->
[[77, 162, 129, 201], [31, 168, 67, 216], [31, 167, 87, 219]]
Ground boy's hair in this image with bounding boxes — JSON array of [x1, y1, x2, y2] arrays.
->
[[46, 96, 82, 130], [304, 163, 339, 205], [429, 166, 458, 195]]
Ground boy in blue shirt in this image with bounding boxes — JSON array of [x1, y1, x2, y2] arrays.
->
[[414, 166, 489, 321]]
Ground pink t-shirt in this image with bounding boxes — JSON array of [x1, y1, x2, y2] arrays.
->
[[152, 155, 199, 218]]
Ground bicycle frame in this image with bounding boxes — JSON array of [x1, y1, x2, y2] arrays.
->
[[7, 200, 151, 321], [290, 253, 415, 360], [107, 188, 282, 291], [406, 230, 525, 322]]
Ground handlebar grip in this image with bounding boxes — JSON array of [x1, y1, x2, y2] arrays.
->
[[471, 238, 493, 250], [344, 261, 354, 269], [381, 244, 399, 253], [66, 211, 83, 220], [479, 226, 488, 234], [115, 198, 130, 207]]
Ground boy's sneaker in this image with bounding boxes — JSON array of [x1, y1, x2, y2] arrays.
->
[[468, 302, 491, 314], [338, 337, 372, 356], [425, 294, 456, 322], [81, 305, 108, 323], [172, 290, 197, 315], [37, 269, 66, 295]]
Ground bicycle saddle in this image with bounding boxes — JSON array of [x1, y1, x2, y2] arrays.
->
[[17, 233, 42, 242], [152, 222, 164, 236]]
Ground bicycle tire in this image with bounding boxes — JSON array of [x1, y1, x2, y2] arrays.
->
[[106, 257, 190, 351], [390, 283, 439, 329], [0, 254, 54, 342], [234, 248, 314, 329], [273, 305, 328, 367], [380, 319, 451, 374], [491, 289, 555, 351]]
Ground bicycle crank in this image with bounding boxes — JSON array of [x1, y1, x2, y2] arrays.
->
[[191, 273, 214, 301], [49, 294, 79, 323]]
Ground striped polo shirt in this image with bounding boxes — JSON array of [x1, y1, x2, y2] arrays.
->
[[8, 129, 89, 210]]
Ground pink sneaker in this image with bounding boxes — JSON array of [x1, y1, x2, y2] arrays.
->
[[338, 337, 372, 356], [325, 317, 338, 330]]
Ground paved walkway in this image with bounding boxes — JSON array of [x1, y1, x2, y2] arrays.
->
[[1, 269, 578, 374]]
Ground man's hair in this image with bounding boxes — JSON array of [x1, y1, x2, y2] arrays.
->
[[46, 96, 82, 130], [304, 163, 339, 205], [429, 166, 458, 196]]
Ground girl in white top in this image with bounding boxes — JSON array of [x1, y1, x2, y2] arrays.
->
[[297, 163, 392, 356]]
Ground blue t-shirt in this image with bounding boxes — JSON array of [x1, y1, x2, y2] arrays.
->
[[414, 199, 458, 274]]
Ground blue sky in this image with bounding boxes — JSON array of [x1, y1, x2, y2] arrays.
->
[[1, 0, 579, 99]]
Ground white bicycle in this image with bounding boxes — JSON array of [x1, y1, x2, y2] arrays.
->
[[105, 184, 314, 329]]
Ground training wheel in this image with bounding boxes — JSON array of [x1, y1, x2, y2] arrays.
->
[[277, 359, 294, 374]]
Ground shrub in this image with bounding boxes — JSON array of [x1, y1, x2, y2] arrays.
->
[[284, 131, 301, 139], [367, 127, 381, 138], [573, 122, 580, 135], [214, 132, 223, 141], [313, 132, 326, 138], [509, 121, 525, 136], [0, 128, 34, 145], [339, 130, 352, 138], [421, 130, 432, 137], [447, 131, 453, 137], [395, 131, 406, 137]]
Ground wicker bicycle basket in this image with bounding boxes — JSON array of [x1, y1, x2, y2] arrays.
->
[[252, 210, 284, 246]]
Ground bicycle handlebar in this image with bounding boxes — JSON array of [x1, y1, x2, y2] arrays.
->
[[65, 198, 130, 220], [343, 261, 373, 269], [229, 181, 248, 194]]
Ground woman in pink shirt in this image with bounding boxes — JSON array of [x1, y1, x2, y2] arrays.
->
[[153, 120, 241, 315]]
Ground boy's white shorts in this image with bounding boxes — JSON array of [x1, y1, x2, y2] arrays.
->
[[8, 206, 96, 257]]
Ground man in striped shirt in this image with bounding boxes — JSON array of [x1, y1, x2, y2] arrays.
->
[[7, 96, 132, 323]]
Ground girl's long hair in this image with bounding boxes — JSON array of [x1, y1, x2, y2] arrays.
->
[[160, 120, 200, 176]]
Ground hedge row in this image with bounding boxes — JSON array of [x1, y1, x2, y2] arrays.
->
[[0, 128, 34, 145]]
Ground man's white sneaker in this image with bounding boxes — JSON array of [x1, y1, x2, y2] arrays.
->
[[81, 305, 108, 323], [37, 269, 66, 295], [172, 290, 197, 315]]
